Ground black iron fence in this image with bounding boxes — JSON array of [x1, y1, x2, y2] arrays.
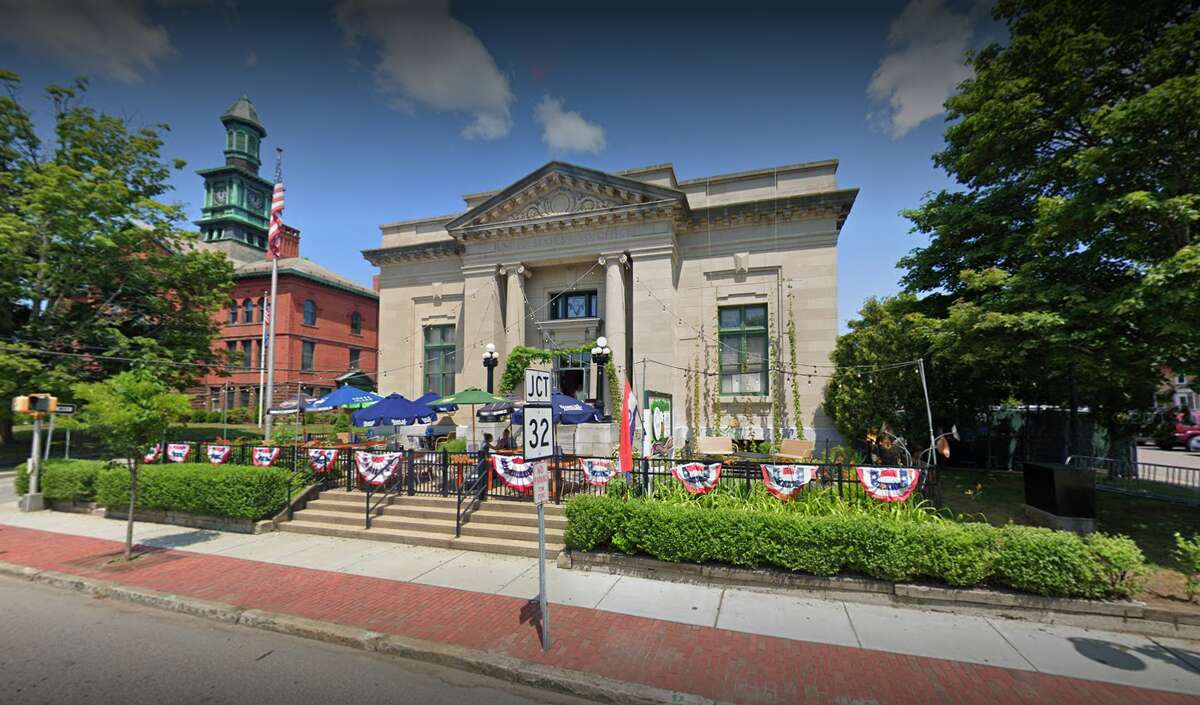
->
[[1067, 454, 1200, 506]]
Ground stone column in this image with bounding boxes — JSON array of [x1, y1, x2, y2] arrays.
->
[[459, 264, 503, 391], [502, 263, 527, 353], [600, 253, 627, 381]]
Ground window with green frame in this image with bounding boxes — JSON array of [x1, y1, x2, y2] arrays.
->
[[718, 304, 768, 395], [424, 325, 456, 396]]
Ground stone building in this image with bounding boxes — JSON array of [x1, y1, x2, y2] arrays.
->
[[363, 160, 855, 446], [193, 97, 379, 412]]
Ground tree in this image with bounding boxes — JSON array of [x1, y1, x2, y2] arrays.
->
[[0, 72, 233, 444], [73, 370, 191, 561], [831, 2, 1198, 448]]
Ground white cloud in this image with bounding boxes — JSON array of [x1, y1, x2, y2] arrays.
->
[[0, 0, 173, 84], [534, 95, 606, 155], [336, 0, 513, 140], [867, 0, 980, 138]]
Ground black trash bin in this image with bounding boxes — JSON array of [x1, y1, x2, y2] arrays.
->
[[1022, 462, 1096, 533]]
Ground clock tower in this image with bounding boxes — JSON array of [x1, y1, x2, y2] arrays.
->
[[196, 96, 274, 265]]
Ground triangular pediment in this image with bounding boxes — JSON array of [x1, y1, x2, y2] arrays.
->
[[445, 161, 686, 234]]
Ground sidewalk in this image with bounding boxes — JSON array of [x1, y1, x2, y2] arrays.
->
[[1, 503, 1199, 704]]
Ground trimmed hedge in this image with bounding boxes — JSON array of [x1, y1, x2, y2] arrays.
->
[[96, 463, 292, 521], [564, 495, 1146, 599], [13, 460, 106, 501]]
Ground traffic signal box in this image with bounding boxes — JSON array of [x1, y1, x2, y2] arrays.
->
[[11, 394, 58, 415]]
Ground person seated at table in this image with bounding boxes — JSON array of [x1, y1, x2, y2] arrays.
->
[[496, 428, 513, 450], [481, 432, 494, 454]]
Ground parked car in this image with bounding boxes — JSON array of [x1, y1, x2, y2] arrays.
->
[[1150, 409, 1200, 450]]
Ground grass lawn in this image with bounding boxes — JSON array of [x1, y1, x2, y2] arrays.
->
[[941, 468, 1200, 607]]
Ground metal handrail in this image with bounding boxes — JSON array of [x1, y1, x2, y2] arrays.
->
[[455, 453, 489, 537], [365, 448, 408, 529]]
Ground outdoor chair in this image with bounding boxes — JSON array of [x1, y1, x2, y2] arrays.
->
[[775, 439, 815, 462], [695, 436, 734, 457]]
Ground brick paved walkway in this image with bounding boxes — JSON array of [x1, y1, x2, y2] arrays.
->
[[0, 524, 1194, 705]]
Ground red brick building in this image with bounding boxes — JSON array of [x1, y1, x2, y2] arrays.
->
[[192, 97, 378, 412]]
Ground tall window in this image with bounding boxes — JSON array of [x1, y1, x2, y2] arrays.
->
[[348, 348, 360, 370], [303, 299, 317, 325], [242, 299, 253, 323], [225, 340, 237, 365], [240, 340, 252, 368], [228, 302, 237, 324], [718, 304, 768, 395], [350, 311, 362, 335], [257, 297, 265, 322], [548, 290, 598, 320], [423, 325, 456, 396], [301, 341, 315, 371]]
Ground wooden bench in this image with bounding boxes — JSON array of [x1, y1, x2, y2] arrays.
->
[[775, 439, 815, 461], [695, 436, 733, 457]]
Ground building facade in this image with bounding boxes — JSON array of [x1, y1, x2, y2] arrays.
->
[[193, 97, 379, 412], [363, 160, 855, 445]]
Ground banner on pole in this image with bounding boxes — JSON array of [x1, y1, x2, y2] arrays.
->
[[581, 458, 616, 487], [669, 462, 722, 494], [760, 464, 818, 500], [252, 446, 281, 467], [308, 448, 339, 474], [856, 466, 921, 502], [354, 451, 401, 486], [166, 443, 191, 463], [493, 455, 534, 493], [206, 445, 231, 465]]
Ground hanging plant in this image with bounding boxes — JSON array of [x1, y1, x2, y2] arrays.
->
[[787, 292, 805, 440]]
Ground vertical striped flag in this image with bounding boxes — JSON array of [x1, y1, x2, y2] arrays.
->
[[267, 180, 285, 258], [261, 301, 271, 349], [620, 379, 637, 473]]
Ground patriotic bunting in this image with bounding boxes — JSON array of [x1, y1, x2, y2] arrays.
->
[[308, 448, 339, 474], [166, 443, 191, 463], [354, 451, 401, 487], [252, 446, 281, 467], [760, 464, 819, 500], [143, 444, 161, 464], [493, 455, 534, 493], [856, 466, 921, 503], [670, 462, 722, 494], [206, 445, 232, 465], [581, 458, 616, 487]]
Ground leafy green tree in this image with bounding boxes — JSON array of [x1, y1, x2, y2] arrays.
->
[[830, 1, 1197, 448], [0, 72, 233, 444], [73, 370, 191, 560]]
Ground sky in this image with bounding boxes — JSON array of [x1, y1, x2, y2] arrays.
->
[[0, 0, 1000, 331]]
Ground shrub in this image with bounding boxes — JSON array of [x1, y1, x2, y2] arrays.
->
[[95, 463, 292, 520], [563, 494, 1145, 599], [13, 460, 106, 501], [1173, 532, 1200, 602], [332, 413, 352, 433], [441, 437, 467, 453]]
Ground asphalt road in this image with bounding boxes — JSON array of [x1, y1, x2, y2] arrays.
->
[[1136, 446, 1200, 470], [0, 472, 16, 504], [0, 576, 597, 705]]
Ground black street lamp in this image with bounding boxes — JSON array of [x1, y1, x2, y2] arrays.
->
[[482, 342, 500, 394], [591, 336, 612, 421]]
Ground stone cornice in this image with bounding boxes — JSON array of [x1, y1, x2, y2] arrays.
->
[[455, 199, 682, 243], [361, 240, 463, 266], [683, 188, 859, 231]]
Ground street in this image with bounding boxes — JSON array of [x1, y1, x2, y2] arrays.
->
[[0, 576, 596, 705], [0, 471, 16, 505], [1137, 446, 1200, 471]]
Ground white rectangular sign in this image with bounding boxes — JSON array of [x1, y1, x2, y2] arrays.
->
[[524, 405, 554, 460], [524, 368, 552, 404], [532, 462, 550, 506]]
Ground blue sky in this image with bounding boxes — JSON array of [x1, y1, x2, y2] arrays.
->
[[0, 0, 997, 330]]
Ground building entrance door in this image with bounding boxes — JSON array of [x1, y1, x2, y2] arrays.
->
[[553, 350, 592, 399]]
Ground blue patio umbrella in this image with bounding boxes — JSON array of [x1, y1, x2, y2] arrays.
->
[[352, 394, 437, 427], [307, 385, 384, 412], [512, 392, 600, 425], [416, 391, 459, 413]]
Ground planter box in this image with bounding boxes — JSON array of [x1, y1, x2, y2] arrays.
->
[[1022, 461, 1096, 533], [102, 507, 274, 534], [47, 499, 99, 515]]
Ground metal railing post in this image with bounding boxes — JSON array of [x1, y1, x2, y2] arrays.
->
[[407, 448, 416, 496], [441, 448, 449, 497], [641, 457, 650, 496]]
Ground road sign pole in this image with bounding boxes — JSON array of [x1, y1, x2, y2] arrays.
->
[[64, 426, 71, 460], [43, 413, 55, 462], [532, 460, 551, 651]]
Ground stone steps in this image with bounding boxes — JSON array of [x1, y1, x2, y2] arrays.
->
[[278, 490, 567, 558]]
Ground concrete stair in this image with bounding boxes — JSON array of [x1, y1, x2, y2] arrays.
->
[[277, 490, 566, 558]]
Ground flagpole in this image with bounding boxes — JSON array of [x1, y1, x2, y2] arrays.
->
[[257, 289, 268, 427], [263, 148, 283, 440]]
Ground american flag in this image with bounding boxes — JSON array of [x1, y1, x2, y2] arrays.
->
[[261, 301, 271, 349], [267, 180, 285, 258]]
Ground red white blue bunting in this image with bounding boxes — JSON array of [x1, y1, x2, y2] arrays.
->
[[670, 462, 722, 494], [252, 446, 281, 467], [355, 451, 401, 487], [205, 445, 231, 465], [308, 448, 339, 474], [493, 455, 534, 493], [581, 458, 616, 487], [856, 466, 921, 502], [760, 464, 819, 500], [143, 444, 161, 464], [166, 443, 191, 463]]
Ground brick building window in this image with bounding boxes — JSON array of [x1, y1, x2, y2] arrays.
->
[[241, 340, 252, 368], [225, 340, 237, 365], [423, 325, 455, 396], [350, 311, 362, 335], [348, 348, 360, 370], [719, 304, 768, 395], [548, 290, 597, 320], [228, 302, 237, 324], [301, 341, 315, 371], [303, 299, 317, 326], [242, 299, 253, 323]]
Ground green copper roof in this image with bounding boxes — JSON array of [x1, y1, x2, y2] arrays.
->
[[221, 96, 265, 135]]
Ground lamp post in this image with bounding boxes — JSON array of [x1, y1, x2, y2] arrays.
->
[[591, 336, 612, 421], [482, 343, 500, 394]]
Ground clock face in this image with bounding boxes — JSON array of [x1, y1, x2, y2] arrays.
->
[[247, 190, 264, 210], [212, 185, 228, 205]]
